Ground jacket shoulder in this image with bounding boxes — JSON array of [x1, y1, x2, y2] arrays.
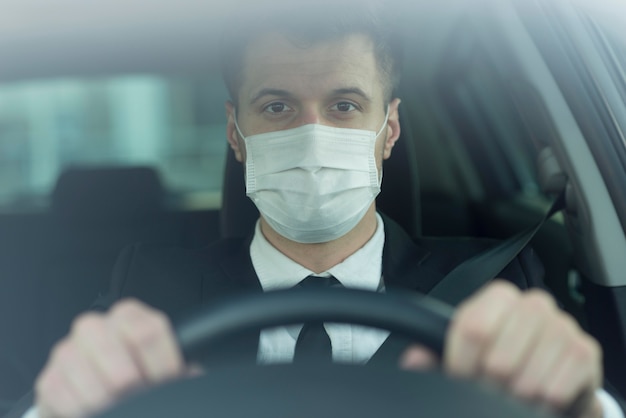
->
[[94, 238, 248, 316], [381, 214, 545, 296], [417, 236, 545, 291]]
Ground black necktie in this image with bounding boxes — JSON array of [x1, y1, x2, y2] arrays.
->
[[293, 275, 342, 363]]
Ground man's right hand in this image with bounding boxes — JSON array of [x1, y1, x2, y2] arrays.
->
[[35, 299, 187, 418]]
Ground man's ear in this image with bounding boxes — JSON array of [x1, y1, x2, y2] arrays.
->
[[225, 101, 245, 163], [383, 98, 402, 160]]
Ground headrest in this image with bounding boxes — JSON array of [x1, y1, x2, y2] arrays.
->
[[51, 166, 165, 220], [219, 130, 421, 239], [219, 151, 259, 238], [376, 129, 421, 238]]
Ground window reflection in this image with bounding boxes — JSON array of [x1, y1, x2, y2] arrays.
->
[[0, 76, 229, 210]]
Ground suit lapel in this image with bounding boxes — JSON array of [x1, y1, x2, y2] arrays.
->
[[380, 214, 447, 294], [214, 234, 263, 294], [200, 235, 263, 366], [369, 215, 447, 367]]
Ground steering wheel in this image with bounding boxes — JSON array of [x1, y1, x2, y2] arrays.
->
[[95, 288, 557, 418]]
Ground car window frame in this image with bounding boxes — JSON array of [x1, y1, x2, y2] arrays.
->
[[514, 0, 626, 235], [435, 18, 544, 200]]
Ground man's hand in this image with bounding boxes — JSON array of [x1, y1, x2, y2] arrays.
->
[[35, 299, 188, 418], [401, 281, 604, 418]]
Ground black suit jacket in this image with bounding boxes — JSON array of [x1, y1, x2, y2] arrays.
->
[[91, 215, 545, 367], [9, 217, 625, 417]]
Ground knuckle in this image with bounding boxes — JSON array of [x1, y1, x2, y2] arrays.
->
[[141, 312, 171, 338], [124, 311, 172, 348], [571, 337, 599, 362], [110, 298, 145, 317], [550, 314, 579, 341], [488, 280, 522, 300], [520, 290, 556, 313], [455, 311, 492, 345], [555, 311, 578, 329], [50, 340, 75, 363], [70, 312, 104, 335]]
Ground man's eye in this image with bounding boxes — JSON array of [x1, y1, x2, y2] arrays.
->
[[331, 102, 357, 112], [264, 102, 291, 114]]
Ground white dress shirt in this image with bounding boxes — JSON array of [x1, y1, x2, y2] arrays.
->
[[23, 213, 624, 417], [252, 213, 389, 364]]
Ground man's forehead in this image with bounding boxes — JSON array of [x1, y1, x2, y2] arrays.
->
[[239, 32, 382, 103]]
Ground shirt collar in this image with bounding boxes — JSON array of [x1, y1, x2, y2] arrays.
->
[[250, 213, 385, 292]]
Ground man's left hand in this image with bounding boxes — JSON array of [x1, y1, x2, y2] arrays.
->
[[401, 280, 603, 418]]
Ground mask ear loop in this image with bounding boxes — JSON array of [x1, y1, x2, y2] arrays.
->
[[375, 106, 391, 139], [231, 108, 255, 195], [232, 108, 247, 140], [373, 106, 391, 187]]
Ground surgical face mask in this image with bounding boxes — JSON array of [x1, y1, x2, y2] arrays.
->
[[234, 110, 389, 243]]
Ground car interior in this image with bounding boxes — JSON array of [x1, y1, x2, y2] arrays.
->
[[0, 0, 625, 415]]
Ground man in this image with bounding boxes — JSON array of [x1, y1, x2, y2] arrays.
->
[[20, 2, 623, 418]]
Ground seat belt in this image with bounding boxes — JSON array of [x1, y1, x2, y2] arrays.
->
[[429, 191, 566, 306]]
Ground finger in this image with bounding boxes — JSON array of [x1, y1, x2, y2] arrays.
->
[[445, 281, 521, 377], [543, 355, 588, 412], [110, 299, 185, 384], [510, 313, 579, 400], [37, 340, 110, 418], [480, 290, 554, 385], [37, 384, 83, 418], [72, 312, 145, 398], [36, 362, 85, 418], [541, 335, 602, 413], [59, 345, 114, 415], [400, 345, 438, 370]]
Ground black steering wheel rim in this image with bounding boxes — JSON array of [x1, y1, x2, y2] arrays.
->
[[95, 289, 558, 418], [176, 288, 452, 362]]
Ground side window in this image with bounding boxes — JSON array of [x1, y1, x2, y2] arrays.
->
[[0, 76, 229, 210], [583, 13, 626, 109], [603, 29, 626, 82], [437, 27, 542, 199]]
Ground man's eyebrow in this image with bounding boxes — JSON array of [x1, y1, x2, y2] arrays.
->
[[249, 87, 372, 105], [249, 88, 293, 105], [331, 87, 372, 102]]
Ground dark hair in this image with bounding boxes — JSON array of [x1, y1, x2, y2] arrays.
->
[[219, 0, 403, 106]]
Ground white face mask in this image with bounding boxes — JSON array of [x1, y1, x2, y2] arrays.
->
[[235, 110, 389, 243]]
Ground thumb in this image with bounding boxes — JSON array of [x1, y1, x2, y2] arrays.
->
[[400, 344, 439, 370]]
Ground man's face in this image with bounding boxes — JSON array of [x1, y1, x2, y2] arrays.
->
[[226, 31, 401, 171]]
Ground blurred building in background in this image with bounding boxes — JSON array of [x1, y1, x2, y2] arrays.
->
[[0, 76, 229, 210]]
